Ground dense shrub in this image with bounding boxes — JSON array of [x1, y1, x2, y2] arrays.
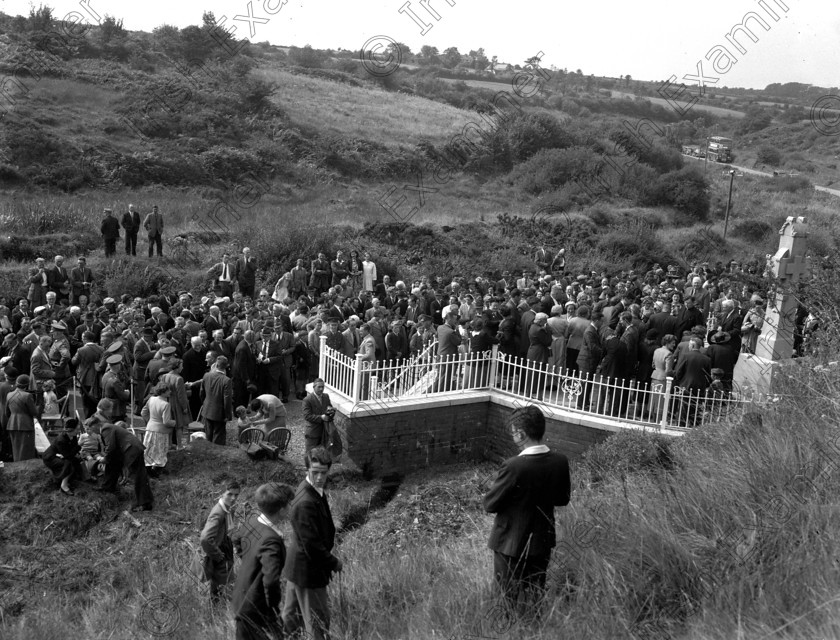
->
[[581, 430, 675, 483], [756, 144, 781, 167], [650, 167, 710, 220], [503, 111, 575, 163], [730, 219, 774, 240], [507, 146, 602, 195], [594, 229, 669, 271], [765, 175, 813, 192], [199, 147, 264, 184]]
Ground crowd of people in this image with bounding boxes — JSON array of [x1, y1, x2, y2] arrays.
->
[[0, 235, 820, 637], [0, 245, 818, 469]]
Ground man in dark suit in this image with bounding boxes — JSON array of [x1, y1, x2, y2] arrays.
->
[[674, 337, 712, 427], [182, 336, 207, 419], [234, 247, 258, 299], [232, 482, 295, 640], [201, 356, 233, 445], [200, 481, 240, 606], [714, 300, 743, 354], [646, 302, 678, 342], [302, 380, 333, 458], [100, 209, 120, 257], [233, 330, 258, 408], [47, 255, 71, 304], [122, 205, 141, 256], [310, 253, 331, 296], [483, 405, 570, 618], [2, 332, 31, 376], [93, 401, 153, 511], [71, 331, 104, 418], [282, 447, 343, 640], [255, 327, 284, 398]]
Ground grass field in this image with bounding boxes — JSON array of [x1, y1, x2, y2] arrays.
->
[[255, 67, 477, 148], [609, 90, 746, 119]]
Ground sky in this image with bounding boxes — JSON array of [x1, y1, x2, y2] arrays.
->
[[2, 0, 838, 90]]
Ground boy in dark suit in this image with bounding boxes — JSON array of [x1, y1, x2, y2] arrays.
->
[[200, 481, 240, 606], [483, 405, 571, 620], [282, 447, 342, 640], [231, 482, 295, 640]]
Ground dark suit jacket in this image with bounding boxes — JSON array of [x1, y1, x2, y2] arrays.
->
[[72, 342, 104, 390], [646, 312, 678, 342], [30, 346, 55, 391], [233, 340, 257, 392], [674, 350, 711, 390], [200, 501, 233, 563], [47, 264, 70, 295], [234, 256, 257, 289], [4, 342, 31, 376], [200, 370, 233, 421], [255, 339, 285, 387], [576, 324, 603, 373], [484, 450, 571, 558], [231, 516, 285, 628], [283, 480, 339, 588], [302, 392, 332, 441], [100, 422, 144, 464]]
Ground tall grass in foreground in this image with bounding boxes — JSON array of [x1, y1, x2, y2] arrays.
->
[[5, 361, 840, 640]]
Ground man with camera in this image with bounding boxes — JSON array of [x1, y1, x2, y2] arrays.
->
[[302, 379, 334, 459]]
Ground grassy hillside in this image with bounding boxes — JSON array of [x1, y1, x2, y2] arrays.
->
[[255, 67, 475, 147]]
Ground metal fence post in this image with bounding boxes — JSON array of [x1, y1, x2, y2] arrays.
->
[[319, 335, 327, 381], [661, 376, 674, 428], [352, 353, 363, 403], [489, 345, 499, 390]]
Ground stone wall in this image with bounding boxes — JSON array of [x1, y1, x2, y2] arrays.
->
[[332, 392, 643, 477]]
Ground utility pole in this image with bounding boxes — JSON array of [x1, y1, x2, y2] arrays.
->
[[723, 169, 735, 239], [704, 137, 710, 175]]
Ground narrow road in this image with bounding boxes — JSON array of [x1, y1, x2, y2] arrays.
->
[[683, 155, 840, 198]]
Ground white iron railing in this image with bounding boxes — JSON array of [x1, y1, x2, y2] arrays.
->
[[319, 339, 775, 429]]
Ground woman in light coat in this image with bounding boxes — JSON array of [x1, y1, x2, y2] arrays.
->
[[142, 382, 176, 477]]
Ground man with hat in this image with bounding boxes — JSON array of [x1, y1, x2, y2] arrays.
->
[[146, 344, 177, 392], [49, 321, 72, 397], [100, 209, 120, 257], [6, 374, 38, 461], [102, 354, 131, 422]]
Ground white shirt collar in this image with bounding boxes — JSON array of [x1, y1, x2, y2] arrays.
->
[[217, 498, 229, 514], [257, 513, 284, 537], [306, 476, 324, 497], [518, 444, 550, 456]]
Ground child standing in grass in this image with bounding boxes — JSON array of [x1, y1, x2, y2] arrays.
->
[[231, 482, 295, 640], [41, 379, 59, 417]]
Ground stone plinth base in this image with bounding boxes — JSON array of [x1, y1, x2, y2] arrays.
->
[[733, 353, 795, 395]]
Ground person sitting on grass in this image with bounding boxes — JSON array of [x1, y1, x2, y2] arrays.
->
[[231, 482, 295, 640]]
